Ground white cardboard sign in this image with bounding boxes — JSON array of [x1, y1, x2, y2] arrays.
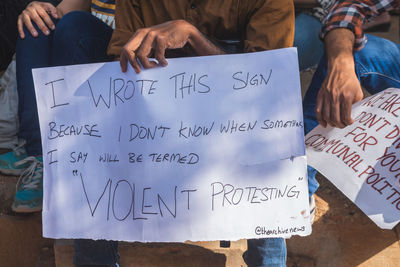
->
[[306, 88, 400, 229], [33, 49, 311, 242]]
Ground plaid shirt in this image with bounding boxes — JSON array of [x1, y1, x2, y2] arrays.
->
[[321, 0, 400, 50]]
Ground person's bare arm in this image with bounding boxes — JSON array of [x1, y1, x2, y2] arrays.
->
[[315, 28, 363, 128], [18, 0, 91, 39], [56, 0, 91, 16], [120, 20, 225, 73]]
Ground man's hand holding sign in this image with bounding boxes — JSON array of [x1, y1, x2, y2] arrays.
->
[[307, 88, 400, 229], [120, 20, 225, 73], [315, 29, 364, 129]]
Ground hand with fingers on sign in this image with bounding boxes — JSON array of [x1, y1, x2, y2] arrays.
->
[[316, 28, 364, 129], [120, 20, 225, 73], [316, 60, 364, 128], [18, 1, 59, 39]]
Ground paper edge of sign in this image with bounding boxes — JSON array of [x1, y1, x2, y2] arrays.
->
[[306, 153, 399, 230]]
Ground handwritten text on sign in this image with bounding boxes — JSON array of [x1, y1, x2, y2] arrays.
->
[[33, 49, 311, 242], [306, 88, 400, 229]]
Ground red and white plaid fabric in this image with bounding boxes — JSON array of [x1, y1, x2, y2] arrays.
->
[[321, 0, 400, 50]]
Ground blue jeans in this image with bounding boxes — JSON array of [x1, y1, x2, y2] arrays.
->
[[294, 13, 324, 71], [16, 11, 116, 266], [73, 239, 119, 267], [16, 11, 113, 156], [245, 238, 286, 267], [304, 34, 400, 195]]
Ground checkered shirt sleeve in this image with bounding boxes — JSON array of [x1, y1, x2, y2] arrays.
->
[[321, 0, 400, 50]]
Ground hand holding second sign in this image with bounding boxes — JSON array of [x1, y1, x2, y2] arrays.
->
[[120, 20, 225, 73], [316, 61, 363, 128], [316, 29, 364, 128]]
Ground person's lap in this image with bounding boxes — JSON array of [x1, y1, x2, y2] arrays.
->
[[16, 11, 113, 156], [354, 34, 400, 93]]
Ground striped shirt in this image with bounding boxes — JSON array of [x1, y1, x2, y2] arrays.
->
[[91, 0, 115, 29], [321, 0, 400, 50], [303, 0, 336, 22]]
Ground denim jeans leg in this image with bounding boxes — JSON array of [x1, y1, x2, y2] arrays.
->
[[245, 238, 286, 267], [302, 55, 328, 196], [74, 239, 119, 267], [354, 34, 400, 93], [16, 21, 55, 156], [294, 13, 324, 71], [51, 11, 114, 66], [17, 11, 117, 266], [16, 11, 114, 157], [49, 12, 116, 267]]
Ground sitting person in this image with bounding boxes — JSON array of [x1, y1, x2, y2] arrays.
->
[[14, 0, 303, 265], [304, 0, 400, 130], [303, 0, 400, 202], [108, 1, 294, 266]]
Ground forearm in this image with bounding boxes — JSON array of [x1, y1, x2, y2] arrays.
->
[[56, 0, 91, 17], [324, 28, 355, 72], [316, 27, 363, 128], [187, 23, 225, 56]]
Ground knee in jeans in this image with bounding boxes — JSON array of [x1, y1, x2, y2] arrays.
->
[[54, 11, 94, 39], [17, 23, 48, 43], [356, 34, 399, 62]]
